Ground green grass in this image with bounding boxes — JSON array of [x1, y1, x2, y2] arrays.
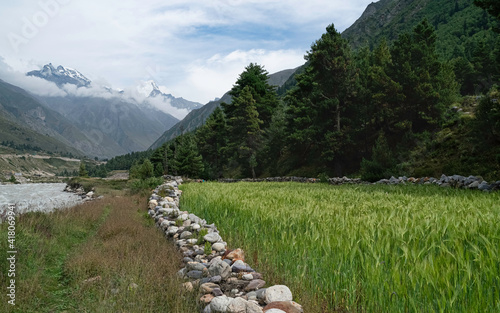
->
[[180, 182, 500, 313], [65, 176, 163, 197], [0, 201, 108, 312], [0, 194, 197, 312]]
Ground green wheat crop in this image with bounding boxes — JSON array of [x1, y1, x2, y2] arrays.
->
[[180, 182, 500, 313]]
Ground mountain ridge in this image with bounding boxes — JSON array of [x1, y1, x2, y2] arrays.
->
[[341, 0, 498, 57], [0, 79, 87, 157], [17, 63, 198, 158], [144, 80, 204, 111], [148, 67, 298, 150], [27, 63, 91, 88]]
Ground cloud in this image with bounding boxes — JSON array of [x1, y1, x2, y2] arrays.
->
[[119, 83, 190, 120], [174, 49, 304, 103], [0, 0, 375, 103], [145, 96, 189, 120], [0, 57, 190, 120], [0, 57, 65, 96]]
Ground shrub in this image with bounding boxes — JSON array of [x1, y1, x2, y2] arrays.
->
[[129, 177, 163, 195], [360, 131, 396, 182]]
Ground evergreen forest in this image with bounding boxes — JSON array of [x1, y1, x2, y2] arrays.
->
[[98, 0, 500, 182]]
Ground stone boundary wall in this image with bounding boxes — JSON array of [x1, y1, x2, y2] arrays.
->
[[217, 174, 500, 191], [147, 177, 303, 313]]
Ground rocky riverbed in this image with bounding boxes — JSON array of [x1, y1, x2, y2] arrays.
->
[[0, 183, 84, 220], [148, 177, 303, 313]]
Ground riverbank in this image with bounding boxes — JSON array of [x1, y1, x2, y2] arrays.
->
[[0, 193, 198, 312], [0, 154, 82, 183], [0, 183, 84, 219]]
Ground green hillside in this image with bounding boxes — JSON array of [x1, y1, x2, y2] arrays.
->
[[343, 0, 499, 95], [343, 0, 497, 56], [0, 80, 84, 157], [0, 114, 82, 157], [39, 95, 179, 157]]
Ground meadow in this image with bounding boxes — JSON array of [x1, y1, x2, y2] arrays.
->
[[0, 186, 197, 312], [180, 182, 500, 313]]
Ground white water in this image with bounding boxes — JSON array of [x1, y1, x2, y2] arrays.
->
[[0, 183, 83, 218]]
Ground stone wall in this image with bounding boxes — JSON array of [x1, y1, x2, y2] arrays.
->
[[147, 177, 303, 313], [218, 174, 500, 191], [375, 174, 500, 191]]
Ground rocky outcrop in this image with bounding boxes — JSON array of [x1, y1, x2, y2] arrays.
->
[[147, 177, 303, 313]]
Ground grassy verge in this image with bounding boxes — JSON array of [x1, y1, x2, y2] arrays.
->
[[0, 188, 197, 312], [66, 176, 163, 197], [179, 182, 500, 313]]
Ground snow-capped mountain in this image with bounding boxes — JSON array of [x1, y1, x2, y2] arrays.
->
[[137, 80, 163, 97], [23, 64, 182, 158], [27, 63, 91, 87], [138, 80, 203, 111]]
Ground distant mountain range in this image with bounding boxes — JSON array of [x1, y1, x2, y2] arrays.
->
[[0, 63, 206, 158], [34, 94, 179, 158], [5, 0, 491, 160]]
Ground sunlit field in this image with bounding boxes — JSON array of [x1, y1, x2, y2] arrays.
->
[[180, 182, 500, 313]]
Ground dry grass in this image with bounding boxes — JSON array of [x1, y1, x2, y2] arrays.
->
[[64, 196, 198, 312], [0, 195, 197, 313]]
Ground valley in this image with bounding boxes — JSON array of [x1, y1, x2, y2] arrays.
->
[[0, 0, 499, 312]]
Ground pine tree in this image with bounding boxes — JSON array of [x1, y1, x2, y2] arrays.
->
[[79, 162, 88, 177], [368, 39, 404, 133], [227, 86, 263, 178], [154, 162, 164, 177], [173, 134, 204, 178], [222, 63, 278, 128], [196, 106, 227, 179], [140, 159, 154, 180], [261, 102, 288, 176], [390, 19, 458, 133], [286, 24, 357, 175]]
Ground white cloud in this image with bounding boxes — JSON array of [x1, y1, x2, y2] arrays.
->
[[175, 49, 304, 103], [145, 96, 189, 120], [0, 0, 375, 103]]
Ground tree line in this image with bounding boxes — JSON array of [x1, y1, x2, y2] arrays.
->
[[102, 2, 500, 181]]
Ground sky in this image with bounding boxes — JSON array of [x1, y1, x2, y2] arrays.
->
[[0, 0, 375, 104]]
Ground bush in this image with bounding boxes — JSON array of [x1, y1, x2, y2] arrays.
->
[[129, 177, 163, 195], [130, 159, 155, 180], [475, 93, 500, 142], [360, 158, 387, 182], [360, 132, 396, 182]]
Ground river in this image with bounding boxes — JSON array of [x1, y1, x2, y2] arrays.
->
[[0, 183, 83, 218]]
